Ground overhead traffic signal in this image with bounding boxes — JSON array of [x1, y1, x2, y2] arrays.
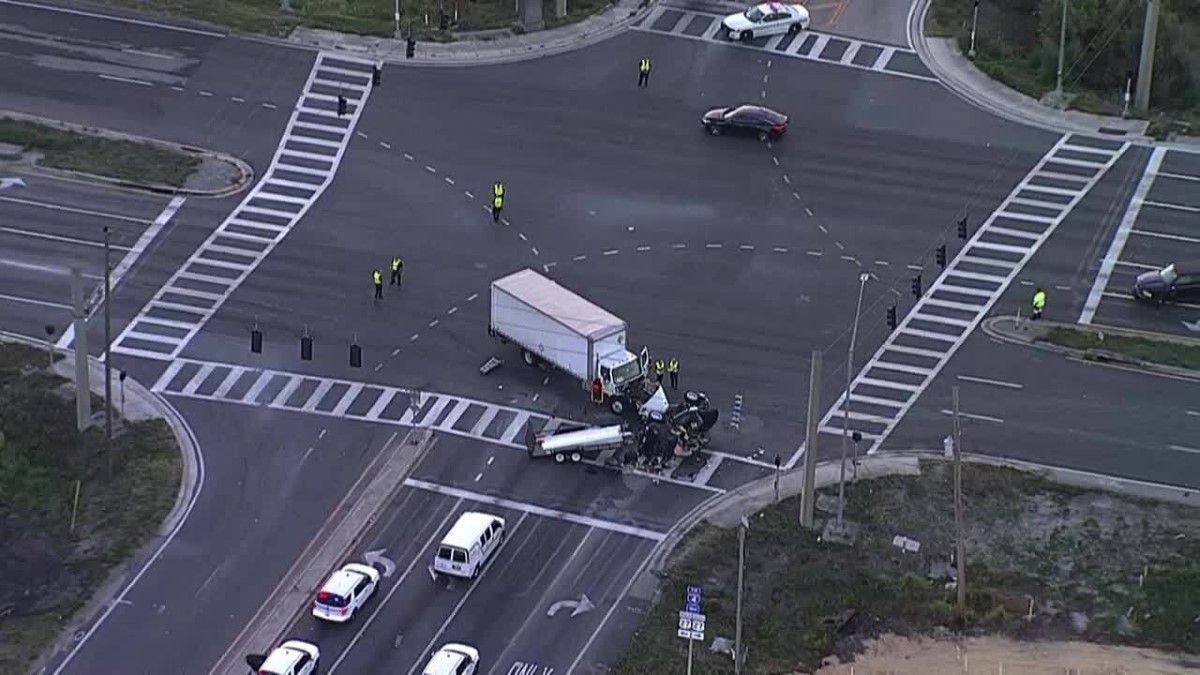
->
[[250, 328, 263, 354], [935, 244, 947, 268], [371, 64, 381, 86], [886, 305, 897, 330], [350, 343, 362, 368], [336, 94, 348, 117], [911, 274, 922, 297], [406, 38, 416, 59], [301, 335, 313, 361], [957, 216, 968, 240]]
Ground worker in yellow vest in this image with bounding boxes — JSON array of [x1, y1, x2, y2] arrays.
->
[[638, 58, 652, 87], [372, 269, 383, 300], [668, 357, 680, 390]]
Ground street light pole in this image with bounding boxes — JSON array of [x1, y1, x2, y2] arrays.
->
[[103, 226, 113, 447], [968, 0, 979, 59], [1054, 0, 1068, 97], [734, 515, 748, 675], [394, 0, 400, 34], [837, 272, 870, 528]]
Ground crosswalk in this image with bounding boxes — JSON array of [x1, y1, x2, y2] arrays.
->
[[109, 52, 376, 362], [785, 133, 1131, 468], [632, 4, 937, 82], [153, 358, 576, 450]]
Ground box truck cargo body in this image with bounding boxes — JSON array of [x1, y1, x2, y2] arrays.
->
[[489, 269, 648, 408]]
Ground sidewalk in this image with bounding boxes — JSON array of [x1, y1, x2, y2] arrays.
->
[[287, 0, 650, 67], [645, 449, 1200, 577], [906, 0, 1199, 147]]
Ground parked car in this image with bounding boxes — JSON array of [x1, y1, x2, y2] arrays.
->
[[1132, 260, 1200, 305], [701, 104, 789, 142], [721, 2, 810, 42]]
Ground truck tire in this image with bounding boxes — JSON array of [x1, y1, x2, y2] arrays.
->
[[570, 451, 582, 463], [522, 349, 537, 367], [554, 451, 567, 463], [610, 398, 625, 415]]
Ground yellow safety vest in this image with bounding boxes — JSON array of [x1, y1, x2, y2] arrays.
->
[[654, 360, 665, 374], [1032, 291, 1046, 309], [392, 258, 402, 271], [493, 195, 504, 208], [640, 59, 651, 73], [668, 359, 679, 373], [493, 182, 504, 197], [372, 270, 382, 284]]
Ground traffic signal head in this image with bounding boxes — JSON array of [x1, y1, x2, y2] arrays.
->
[[336, 94, 347, 117], [886, 305, 897, 329], [406, 38, 416, 59], [251, 328, 263, 354], [911, 275, 922, 297], [957, 216, 968, 240], [936, 244, 947, 268], [301, 335, 313, 361], [350, 343, 362, 368], [371, 65, 381, 86]]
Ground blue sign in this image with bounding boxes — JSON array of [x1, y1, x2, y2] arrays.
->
[[685, 585, 702, 614]]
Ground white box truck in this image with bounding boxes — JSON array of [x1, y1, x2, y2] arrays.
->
[[489, 269, 650, 414]]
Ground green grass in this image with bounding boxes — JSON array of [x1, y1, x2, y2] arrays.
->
[[610, 460, 1200, 674], [0, 343, 182, 673], [0, 119, 201, 188], [1041, 326, 1200, 371], [93, 0, 609, 37]]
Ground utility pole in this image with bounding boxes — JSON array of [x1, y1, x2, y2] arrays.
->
[[951, 386, 968, 624], [734, 515, 748, 675], [799, 350, 821, 528], [1054, 0, 1068, 97], [70, 267, 92, 431], [1134, 0, 1160, 113], [103, 226, 113, 448]]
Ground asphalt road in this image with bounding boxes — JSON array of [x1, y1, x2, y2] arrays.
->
[[48, 400, 411, 675], [0, 0, 307, 157], [882, 328, 1200, 489], [270, 451, 676, 675], [184, 28, 1061, 464]]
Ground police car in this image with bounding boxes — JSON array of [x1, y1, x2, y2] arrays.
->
[[311, 562, 381, 623], [721, 2, 810, 42], [258, 640, 319, 675], [422, 643, 481, 675]]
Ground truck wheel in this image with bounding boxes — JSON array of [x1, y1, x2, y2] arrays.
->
[[522, 349, 537, 367], [554, 452, 566, 463], [610, 399, 625, 415], [570, 452, 582, 463]]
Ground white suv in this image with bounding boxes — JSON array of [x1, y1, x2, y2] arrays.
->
[[423, 643, 480, 675], [722, 2, 810, 42], [312, 562, 380, 622], [259, 640, 319, 675]]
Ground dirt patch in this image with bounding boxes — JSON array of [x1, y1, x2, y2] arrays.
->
[[815, 633, 1200, 674], [611, 460, 1200, 674], [0, 343, 181, 673]]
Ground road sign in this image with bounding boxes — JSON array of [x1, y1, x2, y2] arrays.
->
[[685, 585, 702, 614], [677, 610, 705, 641]]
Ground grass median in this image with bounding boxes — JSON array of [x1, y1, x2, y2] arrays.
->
[[95, 0, 613, 37], [1041, 326, 1200, 371], [0, 118, 201, 187], [0, 343, 182, 673], [612, 460, 1200, 674]]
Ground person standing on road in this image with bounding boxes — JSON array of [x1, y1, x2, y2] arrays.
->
[[373, 269, 384, 300], [391, 257, 403, 287], [668, 357, 679, 390], [638, 58, 652, 87], [654, 359, 665, 385], [492, 193, 504, 223], [1031, 287, 1046, 320]]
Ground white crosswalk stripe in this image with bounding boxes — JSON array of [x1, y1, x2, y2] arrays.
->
[[152, 358, 575, 450], [632, 4, 939, 82], [784, 134, 1130, 469], [108, 52, 376, 362]]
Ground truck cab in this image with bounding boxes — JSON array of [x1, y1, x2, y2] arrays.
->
[[599, 347, 650, 414]]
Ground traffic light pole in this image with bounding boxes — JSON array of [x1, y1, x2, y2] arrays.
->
[[103, 226, 114, 447], [1134, 0, 1160, 113]]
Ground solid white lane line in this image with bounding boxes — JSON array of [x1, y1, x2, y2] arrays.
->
[[1168, 444, 1200, 455], [956, 374, 1023, 390], [0, 195, 153, 223], [1143, 200, 1200, 213], [0, 291, 72, 310], [1131, 229, 1200, 244], [98, 73, 153, 86], [0, 226, 132, 251], [0, 0, 226, 36], [940, 409, 1004, 424]]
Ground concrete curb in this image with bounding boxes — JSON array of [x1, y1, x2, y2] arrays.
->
[[0, 110, 254, 198], [907, 0, 1155, 143], [0, 330, 203, 675], [285, 0, 654, 68], [981, 316, 1200, 382]]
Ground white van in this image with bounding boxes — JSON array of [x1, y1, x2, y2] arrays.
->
[[431, 512, 506, 579]]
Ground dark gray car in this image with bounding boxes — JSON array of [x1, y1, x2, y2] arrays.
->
[[1132, 260, 1200, 305]]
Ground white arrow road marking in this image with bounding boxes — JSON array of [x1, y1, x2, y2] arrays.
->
[[0, 177, 27, 189], [364, 548, 396, 577], [546, 593, 595, 618], [1182, 319, 1200, 333]]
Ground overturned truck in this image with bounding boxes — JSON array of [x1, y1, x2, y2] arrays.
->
[[526, 390, 720, 469]]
